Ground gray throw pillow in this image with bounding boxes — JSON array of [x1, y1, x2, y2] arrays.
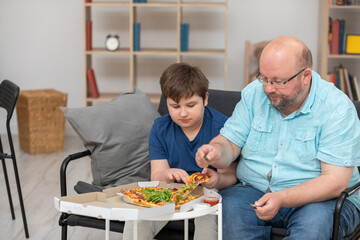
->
[[61, 87, 160, 188]]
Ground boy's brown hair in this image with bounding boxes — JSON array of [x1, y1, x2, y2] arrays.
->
[[160, 62, 209, 103]]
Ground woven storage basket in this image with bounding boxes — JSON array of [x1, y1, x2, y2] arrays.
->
[[16, 89, 68, 154]]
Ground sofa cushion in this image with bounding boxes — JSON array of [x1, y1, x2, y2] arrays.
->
[[61, 87, 160, 188]]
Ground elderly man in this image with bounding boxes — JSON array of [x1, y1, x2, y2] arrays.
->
[[196, 36, 360, 239]]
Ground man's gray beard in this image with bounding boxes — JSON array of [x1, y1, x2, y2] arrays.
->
[[268, 86, 305, 110]]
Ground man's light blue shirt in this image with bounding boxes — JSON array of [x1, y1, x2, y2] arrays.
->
[[220, 71, 360, 209]]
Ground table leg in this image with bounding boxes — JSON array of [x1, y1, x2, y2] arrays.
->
[[184, 219, 189, 240], [133, 220, 138, 240], [218, 204, 222, 240], [105, 219, 109, 240]]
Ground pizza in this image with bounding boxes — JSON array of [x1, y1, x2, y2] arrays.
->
[[120, 172, 209, 209]]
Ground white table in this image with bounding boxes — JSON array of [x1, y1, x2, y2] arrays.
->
[[132, 203, 222, 240], [102, 203, 222, 240]]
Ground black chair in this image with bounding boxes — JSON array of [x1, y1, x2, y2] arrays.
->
[[58, 89, 241, 240], [0, 80, 29, 238]]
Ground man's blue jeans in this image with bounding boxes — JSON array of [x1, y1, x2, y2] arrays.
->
[[219, 183, 360, 240]]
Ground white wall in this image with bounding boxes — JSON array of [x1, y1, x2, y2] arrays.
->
[[0, 0, 319, 135]]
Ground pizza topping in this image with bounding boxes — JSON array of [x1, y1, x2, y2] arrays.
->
[[142, 188, 172, 203]]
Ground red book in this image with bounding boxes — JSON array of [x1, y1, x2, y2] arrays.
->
[[330, 20, 340, 55], [86, 21, 92, 51], [85, 0, 92, 2], [86, 69, 99, 98]]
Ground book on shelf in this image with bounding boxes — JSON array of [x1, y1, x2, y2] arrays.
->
[[343, 67, 354, 99], [350, 75, 360, 101], [337, 66, 346, 94], [86, 21, 92, 51], [86, 69, 100, 98], [181, 23, 189, 52], [85, 0, 92, 3], [133, 23, 140, 51], [345, 34, 360, 54], [338, 19, 345, 54], [330, 19, 340, 54], [326, 73, 336, 86]]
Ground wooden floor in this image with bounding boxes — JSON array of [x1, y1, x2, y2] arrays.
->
[[0, 136, 123, 240]]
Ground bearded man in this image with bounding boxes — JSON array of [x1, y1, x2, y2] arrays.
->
[[196, 36, 360, 240]]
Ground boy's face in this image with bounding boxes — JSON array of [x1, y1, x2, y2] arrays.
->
[[166, 93, 208, 132]]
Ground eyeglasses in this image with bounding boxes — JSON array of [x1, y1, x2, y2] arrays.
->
[[256, 68, 306, 89]]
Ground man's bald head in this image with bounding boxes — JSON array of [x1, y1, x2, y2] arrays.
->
[[261, 36, 313, 70]]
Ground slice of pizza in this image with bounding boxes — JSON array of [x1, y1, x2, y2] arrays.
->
[[175, 172, 210, 198], [187, 172, 209, 186]]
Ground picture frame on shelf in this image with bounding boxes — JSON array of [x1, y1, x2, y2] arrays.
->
[[345, 34, 360, 54]]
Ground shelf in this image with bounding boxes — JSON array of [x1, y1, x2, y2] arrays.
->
[[181, 3, 226, 8], [85, 2, 129, 7], [84, 0, 228, 106], [134, 48, 177, 55], [329, 5, 360, 10], [87, 92, 161, 105], [328, 54, 360, 59], [86, 48, 131, 55], [85, 2, 227, 8], [133, 3, 178, 7], [180, 49, 226, 56], [130, 48, 226, 56]]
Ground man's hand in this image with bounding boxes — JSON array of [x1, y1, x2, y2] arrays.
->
[[252, 192, 284, 220], [201, 168, 219, 189], [195, 144, 221, 168]]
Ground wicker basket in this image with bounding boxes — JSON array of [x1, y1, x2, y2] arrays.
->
[[16, 89, 68, 154]]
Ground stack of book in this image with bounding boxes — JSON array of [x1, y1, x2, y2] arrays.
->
[[327, 66, 360, 101], [329, 18, 345, 55], [133, 23, 140, 51], [181, 23, 189, 52]]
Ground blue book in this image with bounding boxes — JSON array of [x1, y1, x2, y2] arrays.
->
[[338, 19, 345, 54], [181, 23, 189, 52], [134, 23, 140, 51]]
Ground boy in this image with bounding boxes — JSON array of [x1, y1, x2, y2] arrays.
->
[[123, 62, 237, 240]]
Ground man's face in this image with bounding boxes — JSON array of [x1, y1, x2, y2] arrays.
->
[[261, 68, 308, 113], [166, 94, 208, 131]]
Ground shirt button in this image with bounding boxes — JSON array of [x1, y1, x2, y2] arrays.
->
[[274, 165, 277, 168], [280, 143, 283, 147]]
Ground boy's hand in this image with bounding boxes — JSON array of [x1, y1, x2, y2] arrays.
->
[[195, 144, 220, 168], [165, 168, 189, 183], [201, 168, 219, 189]]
